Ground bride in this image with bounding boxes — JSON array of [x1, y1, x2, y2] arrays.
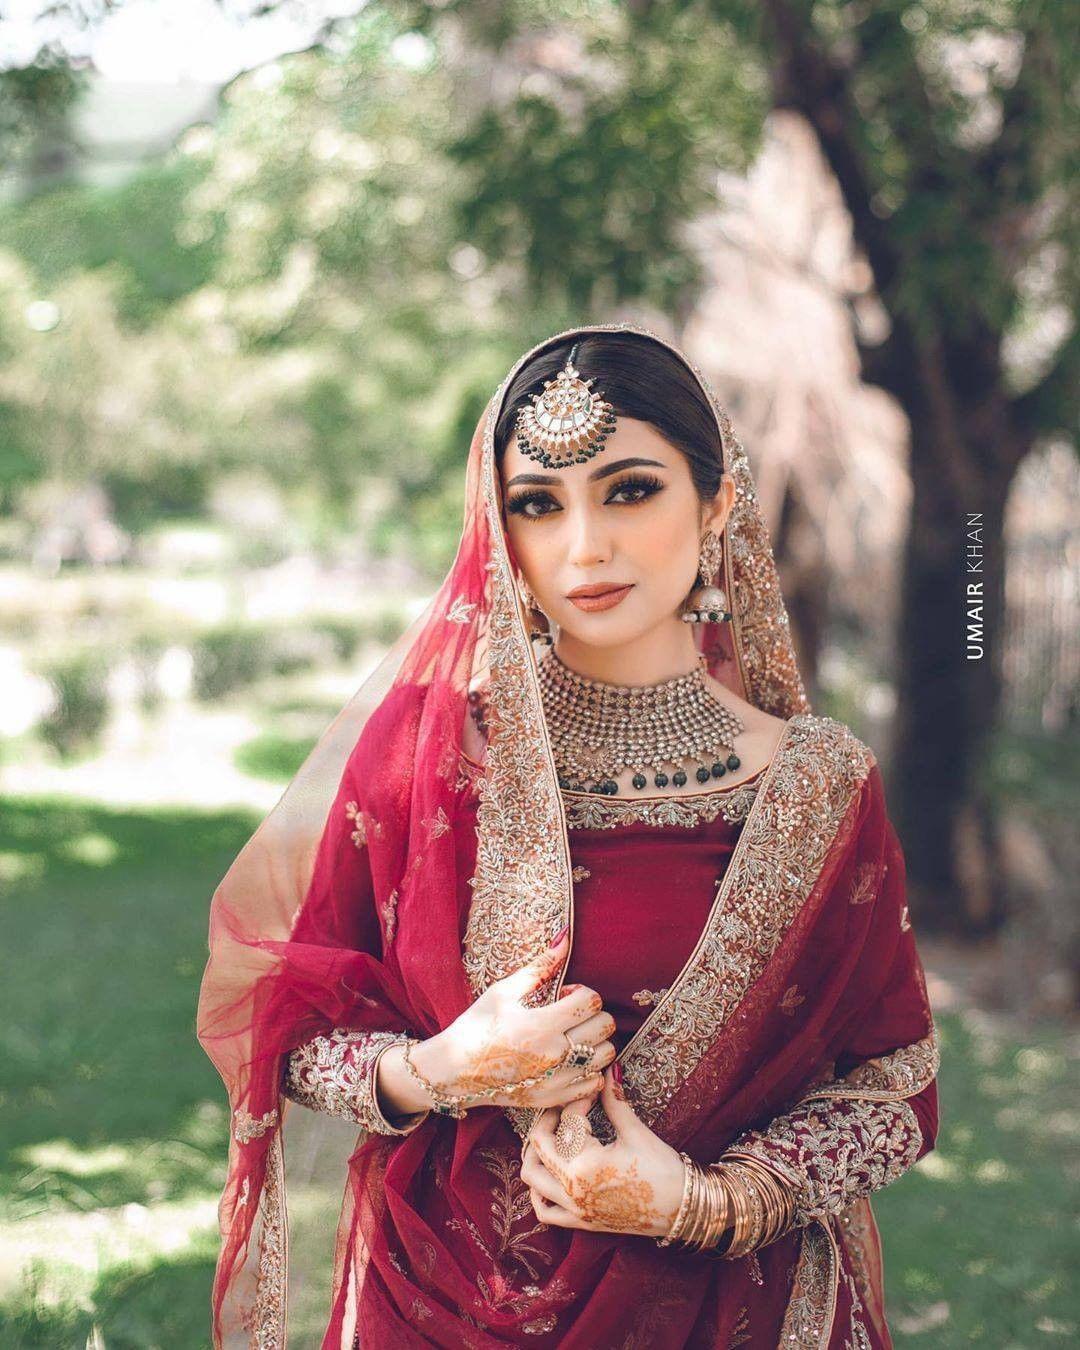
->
[[197, 324, 939, 1348]]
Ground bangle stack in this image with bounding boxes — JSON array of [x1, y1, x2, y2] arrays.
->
[[401, 1036, 591, 1119], [656, 1152, 795, 1256]]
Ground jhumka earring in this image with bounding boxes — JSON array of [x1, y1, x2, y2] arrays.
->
[[514, 342, 617, 468], [518, 575, 554, 645], [681, 530, 731, 624]]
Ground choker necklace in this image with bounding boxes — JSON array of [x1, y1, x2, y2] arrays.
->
[[536, 648, 746, 796]]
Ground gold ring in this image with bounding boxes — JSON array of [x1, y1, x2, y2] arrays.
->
[[553, 1112, 590, 1160]]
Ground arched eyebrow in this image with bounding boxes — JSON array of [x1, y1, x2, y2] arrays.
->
[[505, 456, 666, 490]]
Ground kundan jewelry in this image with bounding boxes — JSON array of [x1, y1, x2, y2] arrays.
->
[[514, 342, 617, 468], [681, 530, 732, 624], [536, 647, 745, 795]]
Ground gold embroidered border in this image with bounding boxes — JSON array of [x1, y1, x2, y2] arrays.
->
[[560, 775, 762, 830], [777, 1220, 838, 1348], [800, 1028, 940, 1104], [460, 513, 571, 1000], [249, 1124, 288, 1349], [618, 714, 874, 1126]]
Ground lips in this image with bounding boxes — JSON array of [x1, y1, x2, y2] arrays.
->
[[566, 583, 633, 598], [566, 583, 634, 613]]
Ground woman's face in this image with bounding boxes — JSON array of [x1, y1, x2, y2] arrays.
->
[[500, 415, 735, 651]]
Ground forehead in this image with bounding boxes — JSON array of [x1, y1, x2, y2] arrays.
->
[[500, 416, 686, 483]]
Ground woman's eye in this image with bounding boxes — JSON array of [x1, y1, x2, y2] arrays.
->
[[506, 475, 663, 520], [507, 492, 557, 519]]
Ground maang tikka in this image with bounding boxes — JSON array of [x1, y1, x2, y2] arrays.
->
[[514, 342, 617, 468]]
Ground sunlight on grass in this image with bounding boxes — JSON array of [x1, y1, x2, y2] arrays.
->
[[57, 832, 121, 867], [0, 851, 45, 886], [0, 1195, 219, 1297]]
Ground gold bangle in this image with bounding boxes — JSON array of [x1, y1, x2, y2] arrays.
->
[[681, 1164, 731, 1253], [722, 1152, 797, 1250], [656, 1152, 695, 1247], [731, 1156, 785, 1248]]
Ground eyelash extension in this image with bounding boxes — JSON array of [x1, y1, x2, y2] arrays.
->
[[506, 473, 665, 519]]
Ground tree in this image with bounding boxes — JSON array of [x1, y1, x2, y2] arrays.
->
[[402, 0, 1078, 934]]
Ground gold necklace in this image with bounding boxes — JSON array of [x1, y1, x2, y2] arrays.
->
[[537, 647, 745, 796]]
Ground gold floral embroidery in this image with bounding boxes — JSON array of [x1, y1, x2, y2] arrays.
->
[[803, 1028, 939, 1103], [461, 474, 573, 1148], [561, 775, 762, 830], [447, 596, 477, 624], [840, 1260, 872, 1350], [632, 987, 668, 1007], [777, 1221, 837, 1348], [283, 1028, 424, 1135], [571, 864, 591, 882], [900, 905, 912, 931], [344, 800, 367, 850], [837, 1201, 880, 1341], [780, 984, 806, 1015], [232, 1107, 278, 1144], [383, 888, 399, 942], [445, 1146, 572, 1335], [848, 861, 876, 906], [729, 1304, 751, 1345], [424, 805, 451, 839], [436, 733, 460, 785], [619, 715, 874, 1126], [728, 1097, 924, 1226], [247, 1128, 287, 1348], [618, 1270, 697, 1348]]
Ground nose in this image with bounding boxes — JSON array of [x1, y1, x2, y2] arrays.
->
[[564, 502, 612, 569]]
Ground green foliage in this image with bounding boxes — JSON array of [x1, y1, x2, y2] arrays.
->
[[35, 651, 110, 759], [190, 612, 406, 701], [0, 157, 224, 328], [234, 731, 316, 781], [190, 622, 342, 700], [448, 4, 765, 314]]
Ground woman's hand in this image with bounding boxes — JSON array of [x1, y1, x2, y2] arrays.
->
[[408, 929, 617, 1111], [520, 1064, 687, 1240]]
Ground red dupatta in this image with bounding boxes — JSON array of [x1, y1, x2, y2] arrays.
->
[[196, 323, 937, 1347]]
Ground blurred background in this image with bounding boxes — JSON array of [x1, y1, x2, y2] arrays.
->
[[0, 1, 1076, 1345]]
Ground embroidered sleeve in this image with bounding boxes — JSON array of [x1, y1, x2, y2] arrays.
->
[[725, 1090, 926, 1227], [282, 1028, 430, 1136]]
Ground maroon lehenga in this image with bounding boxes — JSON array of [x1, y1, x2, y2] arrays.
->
[[197, 323, 939, 1349]]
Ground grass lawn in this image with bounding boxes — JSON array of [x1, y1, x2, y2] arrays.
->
[[1, 797, 1076, 1346]]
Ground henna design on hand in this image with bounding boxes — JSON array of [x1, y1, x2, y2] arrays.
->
[[569, 1161, 663, 1233], [451, 1040, 558, 1095]]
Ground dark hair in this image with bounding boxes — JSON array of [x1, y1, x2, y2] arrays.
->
[[494, 331, 724, 502]]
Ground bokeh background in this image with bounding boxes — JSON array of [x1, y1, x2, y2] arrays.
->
[[0, 1, 1076, 1345]]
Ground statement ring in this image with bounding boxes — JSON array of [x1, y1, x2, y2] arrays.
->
[[563, 1039, 594, 1070], [553, 1112, 590, 1160]]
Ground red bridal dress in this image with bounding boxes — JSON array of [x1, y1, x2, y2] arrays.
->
[[282, 747, 938, 1349]]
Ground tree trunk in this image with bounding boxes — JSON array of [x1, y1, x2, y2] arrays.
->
[[891, 417, 1016, 935]]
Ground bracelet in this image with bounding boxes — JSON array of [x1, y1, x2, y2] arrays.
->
[[718, 1150, 793, 1252], [656, 1152, 695, 1247], [401, 1036, 587, 1118], [656, 1158, 731, 1252], [654, 1154, 795, 1256]]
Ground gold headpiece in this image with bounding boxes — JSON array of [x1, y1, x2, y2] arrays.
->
[[513, 342, 617, 467]]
